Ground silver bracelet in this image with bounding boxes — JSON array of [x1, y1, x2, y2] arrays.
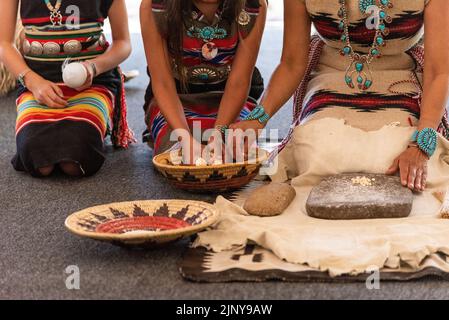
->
[[18, 69, 32, 88], [87, 61, 98, 78]]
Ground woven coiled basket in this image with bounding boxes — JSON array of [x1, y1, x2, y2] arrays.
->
[[153, 149, 268, 193], [65, 200, 220, 248]]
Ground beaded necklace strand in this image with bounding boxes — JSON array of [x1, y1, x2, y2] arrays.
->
[[339, 0, 394, 90], [44, 0, 63, 26], [186, 8, 228, 61]]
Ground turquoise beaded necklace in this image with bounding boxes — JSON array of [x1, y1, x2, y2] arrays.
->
[[339, 0, 394, 91], [359, 0, 375, 14], [187, 25, 228, 42], [186, 6, 228, 61]]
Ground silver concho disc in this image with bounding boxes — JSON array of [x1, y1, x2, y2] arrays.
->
[[201, 42, 218, 61], [238, 10, 251, 26], [98, 34, 107, 48], [22, 40, 31, 55], [190, 67, 218, 82], [63, 40, 82, 55], [43, 42, 60, 55], [30, 41, 44, 56]]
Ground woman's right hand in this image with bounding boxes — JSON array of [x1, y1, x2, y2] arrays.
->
[[25, 72, 67, 108], [179, 135, 205, 166]]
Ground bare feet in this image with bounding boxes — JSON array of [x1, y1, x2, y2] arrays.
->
[[59, 161, 83, 177], [38, 165, 55, 177]]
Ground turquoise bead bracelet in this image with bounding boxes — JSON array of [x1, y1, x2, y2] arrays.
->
[[214, 124, 230, 141], [244, 105, 270, 124], [411, 128, 438, 158], [215, 124, 229, 135]]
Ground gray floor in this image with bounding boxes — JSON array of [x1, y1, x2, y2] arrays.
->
[[1, 34, 449, 300]]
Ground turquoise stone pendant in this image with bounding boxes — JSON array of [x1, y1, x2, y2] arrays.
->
[[187, 25, 228, 42], [345, 60, 373, 91], [200, 27, 215, 40], [359, 0, 375, 14]]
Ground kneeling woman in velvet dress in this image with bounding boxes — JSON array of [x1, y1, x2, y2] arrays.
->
[[0, 0, 134, 177], [140, 0, 267, 163]]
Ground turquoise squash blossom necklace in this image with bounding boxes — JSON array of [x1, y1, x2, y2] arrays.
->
[[339, 0, 394, 90], [186, 9, 228, 61], [44, 0, 63, 26]]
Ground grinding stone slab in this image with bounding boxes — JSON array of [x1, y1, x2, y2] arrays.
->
[[306, 174, 413, 220]]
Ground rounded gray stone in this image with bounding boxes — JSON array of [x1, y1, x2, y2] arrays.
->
[[306, 173, 413, 220], [243, 183, 296, 217]]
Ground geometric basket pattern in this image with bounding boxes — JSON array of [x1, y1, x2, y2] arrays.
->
[[153, 150, 268, 193], [65, 200, 219, 247]]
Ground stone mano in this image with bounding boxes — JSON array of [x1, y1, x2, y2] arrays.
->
[[244, 183, 296, 217]]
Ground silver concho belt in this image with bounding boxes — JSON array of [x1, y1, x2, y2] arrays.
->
[[23, 34, 107, 56]]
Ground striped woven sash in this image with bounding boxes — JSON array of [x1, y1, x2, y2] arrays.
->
[[22, 23, 108, 62]]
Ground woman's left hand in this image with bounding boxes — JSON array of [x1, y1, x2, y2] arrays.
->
[[386, 146, 429, 192], [228, 120, 265, 161], [75, 61, 95, 91]]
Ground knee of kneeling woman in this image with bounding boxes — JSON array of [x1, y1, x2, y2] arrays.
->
[[59, 161, 84, 177]]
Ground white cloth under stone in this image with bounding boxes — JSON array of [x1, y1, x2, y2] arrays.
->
[[194, 118, 449, 277]]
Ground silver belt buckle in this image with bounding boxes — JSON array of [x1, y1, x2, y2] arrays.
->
[[190, 67, 218, 82], [189, 65, 231, 83]]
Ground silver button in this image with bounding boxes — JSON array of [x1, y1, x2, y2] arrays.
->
[[237, 10, 251, 26]]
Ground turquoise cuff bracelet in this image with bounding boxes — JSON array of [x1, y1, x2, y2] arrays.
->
[[411, 128, 438, 158], [244, 105, 270, 124]]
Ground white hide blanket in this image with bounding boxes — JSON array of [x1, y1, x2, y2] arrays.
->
[[194, 118, 449, 277]]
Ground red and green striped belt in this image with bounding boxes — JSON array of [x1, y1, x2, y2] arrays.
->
[[22, 28, 108, 61]]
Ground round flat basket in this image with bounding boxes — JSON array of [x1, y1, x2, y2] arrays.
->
[[153, 149, 268, 193], [65, 200, 219, 248]]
